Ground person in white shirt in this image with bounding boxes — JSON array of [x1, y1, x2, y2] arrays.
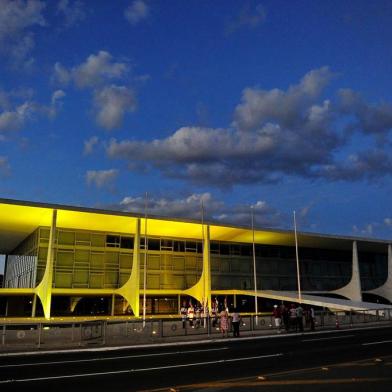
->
[[231, 308, 241, 337]]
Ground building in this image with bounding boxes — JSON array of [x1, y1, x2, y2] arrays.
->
[[0, 198, 391, 319]]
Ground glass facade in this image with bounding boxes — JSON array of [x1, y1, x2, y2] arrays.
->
[[210, 242, 352, 291], [4, 226, 388, 296], [359, 251, 388, 290]]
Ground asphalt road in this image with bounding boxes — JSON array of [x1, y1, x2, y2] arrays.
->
[[0, 325, 391, 391]]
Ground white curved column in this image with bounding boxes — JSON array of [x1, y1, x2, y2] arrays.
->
[[332, 240, 362, 301]]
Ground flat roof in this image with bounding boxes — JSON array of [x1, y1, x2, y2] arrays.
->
[[0, 198, 389, 254]]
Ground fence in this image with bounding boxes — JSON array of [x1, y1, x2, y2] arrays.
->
[[1, 308, 391, 352]]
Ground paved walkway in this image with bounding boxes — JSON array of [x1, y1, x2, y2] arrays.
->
[[1, 320, 391, 356]]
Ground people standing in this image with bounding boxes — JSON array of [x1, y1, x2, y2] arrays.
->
[[211, 299, 218, 328], [187, 302, 195, 328], [180, 301, 188, 329], [296, 303, 304, 332], [272, 304, 282, 333], [220, 309, 229, 337], [231, 308, 241, 337], [195, 302, 201, 327], [289, 304, 297, 331], [281, 304, 289, 332], [309, 306, 315, 331]]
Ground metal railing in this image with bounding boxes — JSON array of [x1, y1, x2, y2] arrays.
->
[[1, 308, 391, 352]]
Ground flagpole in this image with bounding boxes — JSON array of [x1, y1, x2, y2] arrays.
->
[[251, 205, 258, 325], [143, 192, 148, 327], [201, 199, 206, 328], [293, 210, 302, 303]]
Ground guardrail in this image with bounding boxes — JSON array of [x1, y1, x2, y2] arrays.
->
[[1, 308, 391, 352]]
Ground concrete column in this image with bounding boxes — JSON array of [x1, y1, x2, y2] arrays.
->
[[31, 294, 37, 317], [333, 240, 362, 302], [182, 225, 212, 310], [115, 218, 141, 316], [35, 209, 57, 319]]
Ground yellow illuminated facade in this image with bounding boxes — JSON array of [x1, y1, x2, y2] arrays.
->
[[0, 198, 390, 319]]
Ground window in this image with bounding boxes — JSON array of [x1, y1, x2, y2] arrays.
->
[[161, 239, 173, 251], [220, 244, 230, 255], [106, 235, 120, 248], [210, 242, 219, 254], [120, 237, 133, 249], [185, 241, 197, 252], [173, 241, 185, 252], [148, 239, 160, 251]]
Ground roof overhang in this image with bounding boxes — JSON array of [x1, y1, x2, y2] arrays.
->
[[0, 198, 389, 254]]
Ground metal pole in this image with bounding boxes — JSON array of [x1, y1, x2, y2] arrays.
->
[[293, 211, 302, 303], [143, 192, 148, 328], [2, 325, 5, 346], [201, 199, 205, 314], [251, 206, 258, 325], [37, 323, 42, 349]]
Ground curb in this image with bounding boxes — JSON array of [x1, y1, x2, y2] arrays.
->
[[1, 323, 391, 357]]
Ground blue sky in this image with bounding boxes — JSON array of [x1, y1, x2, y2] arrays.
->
[[1, 0, 392, 242]]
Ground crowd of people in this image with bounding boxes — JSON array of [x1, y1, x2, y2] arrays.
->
[[180, 299, 242, 337], [273, 303, 316, 332], [179, 299, 316, 338]]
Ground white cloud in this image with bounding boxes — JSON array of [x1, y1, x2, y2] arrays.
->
[[226, 3, 266, 34], [51, 89, 66, 105], [353, 223, 374, 236], [233, 66, 334, 131], [0, 102, 33, 131], [84, 136, 99, 155], [115, 193, 281, 227], [105, 67, 392, 187], [384, 218, 392, 227], [56, 0, 85, 27], [53, 51, 135, 130], [0, 0, 46, 65], [0, 88, 65, 133], [94, 85, 136, 130], [53, 51, 129, 89], [124, 0, 149, 25], [86, 169, 118, 189], [53, 62, 71, 85]]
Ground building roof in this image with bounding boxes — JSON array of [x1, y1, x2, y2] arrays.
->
[[0, 198, 389, 254]]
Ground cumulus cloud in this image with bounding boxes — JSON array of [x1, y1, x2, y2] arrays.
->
[[53, 51, 129, 89], [233, 67, 334, 131], [0, 88, 65, 133], [338, 88, 392, 140], [124, 0, 149, 25], [84, 136, 99, 155], [86, 169, 118, 189], [315, 149, 392, 181], [0, 0, 46, 66], [226, 3, 266, 34], [0, 102, 33, 132], [53, 51, 135, 129], [94, 85, 136, 129], [384, 218, 392, 227], [56, 0, 85, 27], [105, 67, 392, 187], [115, 193, 282, 227], [352, 223, 375, 237]]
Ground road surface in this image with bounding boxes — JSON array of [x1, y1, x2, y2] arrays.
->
[[0, 325, 391, 391]]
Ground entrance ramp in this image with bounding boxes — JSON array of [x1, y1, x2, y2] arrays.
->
[[213, 289, 392, 313]]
